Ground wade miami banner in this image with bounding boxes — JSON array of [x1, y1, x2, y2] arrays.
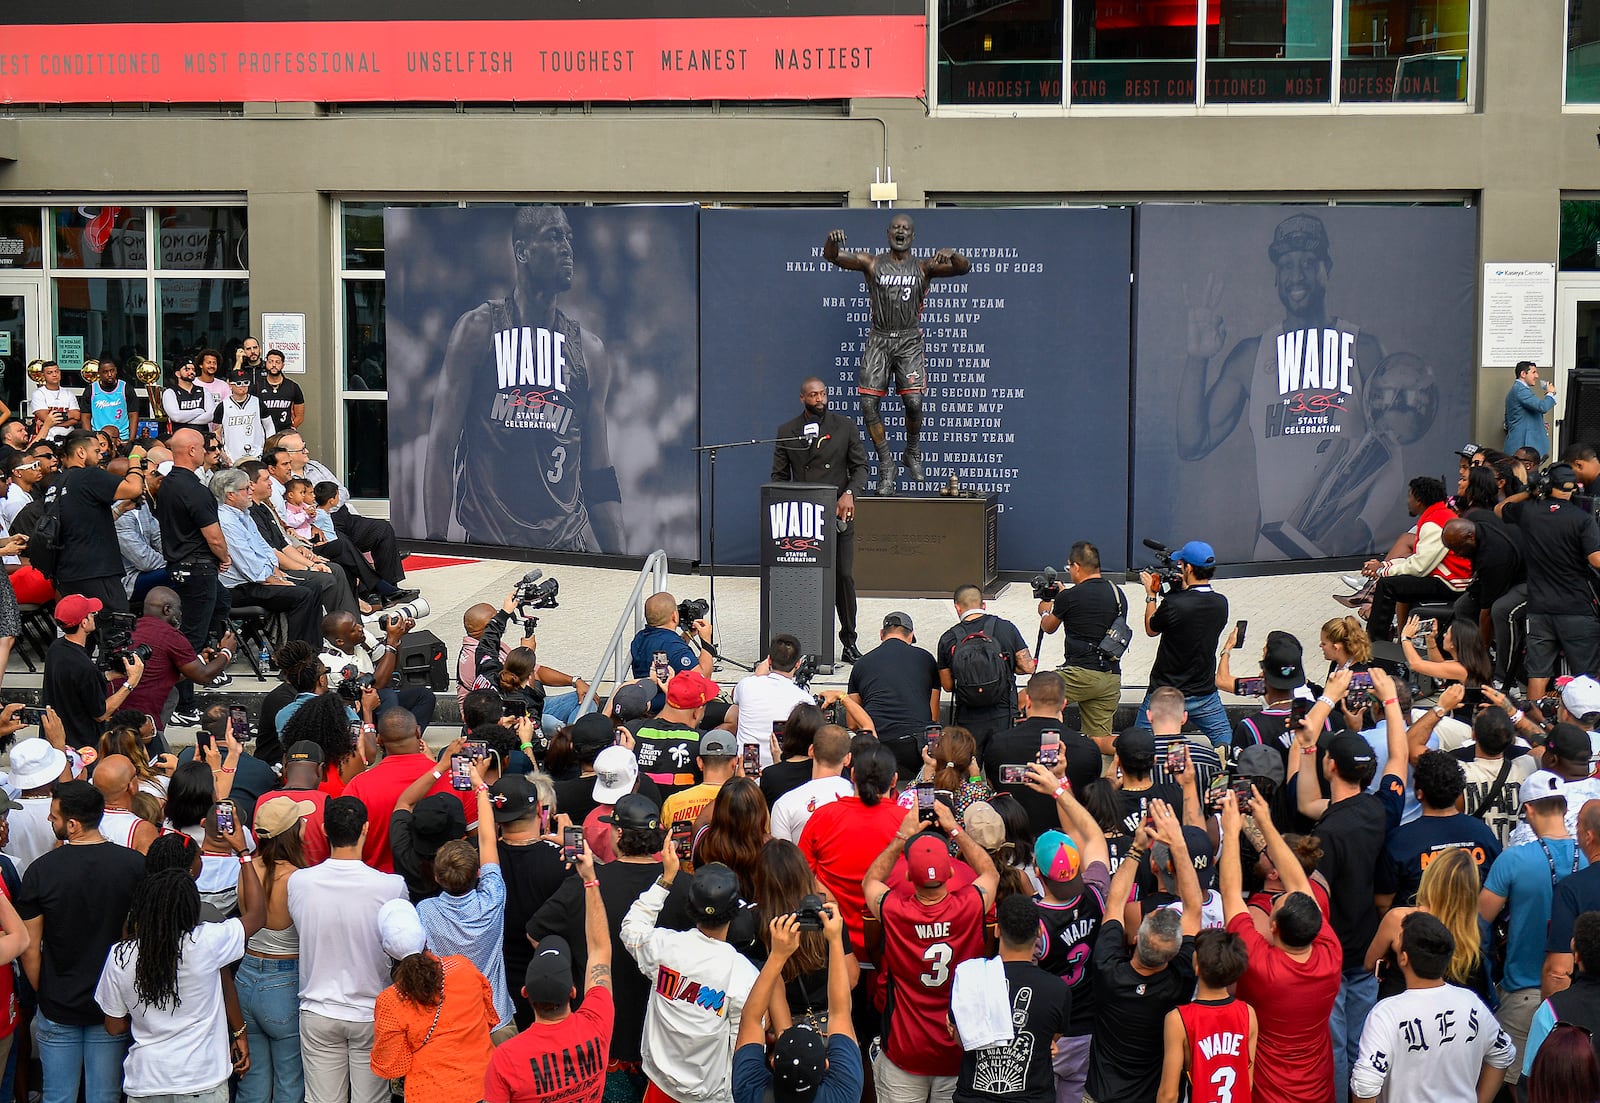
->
[[700, 207, 1133, 572], [1130, 204, 1476, 565], [0, 0, 925, 103]]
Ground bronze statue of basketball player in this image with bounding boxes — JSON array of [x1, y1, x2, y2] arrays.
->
[[824, 215, 970, 496]]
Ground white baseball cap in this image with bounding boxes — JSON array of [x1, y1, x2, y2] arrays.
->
[[1520, 769, 1568, 808], [592, 745, 638, 805]]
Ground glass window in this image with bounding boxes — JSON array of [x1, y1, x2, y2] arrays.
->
[[1571, 0, 1600, 103], [938, 0, 1064, 105], [344, 281, 386, 391], [342, 202, 389, 271], [1561, 199, 1600, 270], [1070, 0, 1201, 105], [52, 206, 147, 271], [343, 400, 388, 499], [156, 278, 250, 372], [0, 208, 44, 270], [152, 207, 249, 271], [1341, 0, 1469, 103], [53, 278, 149, 370], [1206, 0, 1332, 103]]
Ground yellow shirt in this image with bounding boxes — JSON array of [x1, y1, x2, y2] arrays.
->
[[661, 781, 722, 828]]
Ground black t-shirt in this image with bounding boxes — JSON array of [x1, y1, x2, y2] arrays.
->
[[255, 682, 297, 766], [155, 465, 220, 564], [1050, 578, 1124, 672], [1085, 920, 1196, 1103], [633, 718, 702, 800], [1459, 513, 1524, 611], [252, 377, 305, 435], [1036, 862, 1110, 1037], [1148, 587, 1230, 696], [955, 961, 1069, 1103], [554, 772, 663, 829], [42, 637, 108, 748], [847, 637, 939, 743], [52, 465, 123, 582], [1503, 497, 1600, 615], [526, 858, 662, 1059], [760, 759, 813, 807], [15, 840, 146, 1025], [1112, 782, 1184, 836], [938, 614, 1029, 736], [982, 716, 1100, 830], [498, 838, 573, 991], [1315, 792, 1388, 970]]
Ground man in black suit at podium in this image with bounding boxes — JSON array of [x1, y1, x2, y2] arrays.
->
[[772, 377, 870, 662]]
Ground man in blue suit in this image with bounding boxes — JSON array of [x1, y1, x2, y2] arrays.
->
[[1504, 360, 1557, 460]]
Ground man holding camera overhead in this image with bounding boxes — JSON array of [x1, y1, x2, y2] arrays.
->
[[629, 591, 716, 712]]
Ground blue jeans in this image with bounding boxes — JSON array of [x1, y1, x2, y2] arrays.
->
[[1329, 967, 1379, 1103], [1135, 688, 1233, 748], [36, 1012, 129, 1103], [236, 956, 303, 1103], [542, 690, 593, 738]]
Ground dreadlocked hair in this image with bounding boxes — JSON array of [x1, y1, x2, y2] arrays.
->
[[116, 869, 200, 1011], [391, 953, 444, 1007]]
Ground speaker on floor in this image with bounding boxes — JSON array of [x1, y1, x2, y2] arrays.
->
[[395, 629, 449, 692]]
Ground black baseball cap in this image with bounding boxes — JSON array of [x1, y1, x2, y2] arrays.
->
[[600, 793, 660, 830], [1114, 729, 1156, 763], [689, 862, 741, 924], [410, 793, 467, 859], [488, 775, 539, 824], [771, 1026, 828, 1103], [571, 713, 616, 754], [285, 740, 324, 766], [882, 611, 915, 633], [1326, 733, 1376, 780], [1262, 635, 1306, 690], [523, 935, 575, 1005]]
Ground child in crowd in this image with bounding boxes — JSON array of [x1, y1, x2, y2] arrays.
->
[[284, 477, 337, 544], [1157, 928, 1257, 1103]]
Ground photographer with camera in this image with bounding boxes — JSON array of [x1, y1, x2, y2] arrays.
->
[[470, 584, 589, 741], [629, 592, 715, 712], [1138, 540, 1232, 749], [1501, 462, 1600, 705], [1038, 541, 1127, 754], [42, 594, 145, 748], [321, 610, 436, 733], [123, 587, 237, 737]]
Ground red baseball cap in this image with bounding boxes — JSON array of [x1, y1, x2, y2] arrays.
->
[[666, 670, 719, 710], [905, 834, 953, 889], [54, 594, 102, 630]]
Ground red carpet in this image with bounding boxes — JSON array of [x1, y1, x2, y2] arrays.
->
[[402, 554, 481, 571]]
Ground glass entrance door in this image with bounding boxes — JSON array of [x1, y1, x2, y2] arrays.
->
[[0, 281, 42, 420]]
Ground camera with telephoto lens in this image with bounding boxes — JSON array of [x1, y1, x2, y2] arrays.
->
[[792, 893, 827, 932], [677, 597, 709, 626], [1141, 539, 1186, 596], [511, 569, 560, 624], [335, 666, 376, 703], [1031, 566, 1062, 601], [379, 598, 431, 632]]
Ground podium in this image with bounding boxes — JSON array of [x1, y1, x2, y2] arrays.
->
[[856, 495, 999, 597], [759, 482, 838, 669]]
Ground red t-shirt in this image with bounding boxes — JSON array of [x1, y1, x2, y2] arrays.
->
[[879, 884, 985, 1076], [797, 796, 906, 952], [254, 788, 330, 866], [1178, 997, 1253, 1103], [484, 986, 614, 1103], [1227, 911, 1342, 1103], [0, 878, 17, 1038], [343, 753, 436, 871]]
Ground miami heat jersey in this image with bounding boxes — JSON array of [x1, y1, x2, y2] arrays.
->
[[869, 253, 930, 333], [456, 299, 596, 550], [1248, 317, 1377, 548], [1035, 863, 1109, 1038], [880, 885, 986, 1076], [1178, 997, 1252, 1103]]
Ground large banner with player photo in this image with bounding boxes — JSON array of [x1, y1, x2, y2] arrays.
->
[[699, 207, 1134, 572], [384, 205, 700, 560], [1129, 205, 1477, 565]]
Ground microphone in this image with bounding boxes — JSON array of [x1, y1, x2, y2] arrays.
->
[[1141, 538, 1169, 553]]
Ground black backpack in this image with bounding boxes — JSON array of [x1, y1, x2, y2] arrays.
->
[[950, 615, 1010, 710], [28, 482, 65, 581]]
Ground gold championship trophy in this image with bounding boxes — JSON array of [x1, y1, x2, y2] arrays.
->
[[24, 359, 46, 385], [78, 359, 99, 386], [133, 357, 164, 421], [1261, 352, 1441, 559]]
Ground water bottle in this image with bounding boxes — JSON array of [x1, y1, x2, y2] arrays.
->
[[258, 642, 272, 670]]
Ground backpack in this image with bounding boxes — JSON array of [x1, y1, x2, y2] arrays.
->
[[28, 482, 65, 581], [950, 615, 1010, 710]]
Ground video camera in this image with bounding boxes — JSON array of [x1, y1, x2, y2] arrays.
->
[[791, 654, 842, 723], [511, 569, 560, 625], [1031, 566, 1062, 601], [98, 611, 152, 674], [677, 597, 709, 626], [1141, 539, 1187, 596]]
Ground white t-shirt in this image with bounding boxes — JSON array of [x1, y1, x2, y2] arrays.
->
[[0, 484, 31, 531], [2, 796, 59, 876], [94, 917, 247, 1097], [220, 396, 265, 461], [27, 387, 76, 441], [1351, 983, 1515, 1102], [1508, 775, 1600, 848], [770, 776, 855, 843], [731, 673, 813, 768], [287, 857, 405, 1022]]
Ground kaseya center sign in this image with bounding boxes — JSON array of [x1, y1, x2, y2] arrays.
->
[[0, 0, 926, 103]]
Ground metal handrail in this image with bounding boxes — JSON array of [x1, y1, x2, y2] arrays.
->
[[579, 549, 671, 710]]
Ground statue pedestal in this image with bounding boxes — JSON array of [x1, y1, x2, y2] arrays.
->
[[855, 495, 999, 598]]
